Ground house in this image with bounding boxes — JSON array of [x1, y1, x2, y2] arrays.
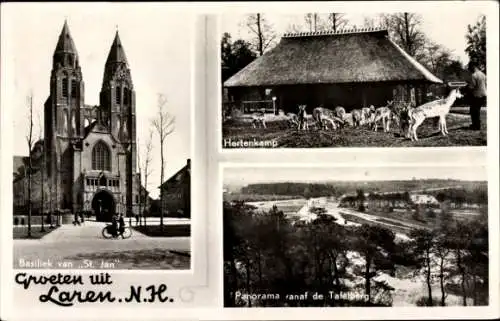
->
[[224, 28, 442, 114], [158, 159, 191, 218], [410, 194, 440, 206]]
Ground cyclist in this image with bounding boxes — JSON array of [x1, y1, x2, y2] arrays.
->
[[118, 214, 126, 239], [111, 214, 118, 238]]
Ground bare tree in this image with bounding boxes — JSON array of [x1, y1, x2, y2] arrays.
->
[[246, 14, 277, 56], [142, 130, 153, 226], [25, 94, 35, 237], [136, 130, 153, 227], [379, 13, 427, 59], [151, 94, 175, 230], [304, 13, 320, 32], [327, 13, 348, 32]]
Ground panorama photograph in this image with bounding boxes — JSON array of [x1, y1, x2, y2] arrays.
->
[[223, 166, 488, 307], [221, 11, 487, 148]]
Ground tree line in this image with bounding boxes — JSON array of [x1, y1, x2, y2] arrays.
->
[[239, 180, 487, 201], [223, 201, 488, 307]]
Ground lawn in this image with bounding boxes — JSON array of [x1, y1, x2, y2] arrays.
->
[[222, 110, 486, 148], [132, 224, 191, 237], [13, 226, 59, 239]]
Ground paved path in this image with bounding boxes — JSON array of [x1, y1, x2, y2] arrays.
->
[[14, 222, 191, 270]]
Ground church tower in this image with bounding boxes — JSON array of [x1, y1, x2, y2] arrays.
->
[[99, 31, 137, 217], [44, 20, 85, 211]]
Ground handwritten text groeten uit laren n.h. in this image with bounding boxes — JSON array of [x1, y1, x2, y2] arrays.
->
[[15, 272, 175, 307]]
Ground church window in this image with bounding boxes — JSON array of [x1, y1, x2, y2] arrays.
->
[[124, 88, 129, 105], [116, 87, 121, 104], [71, 80, 78, 98], [62, 78, 68, 97], [86, 178, 90, 186], [92, 141, 111, 171]]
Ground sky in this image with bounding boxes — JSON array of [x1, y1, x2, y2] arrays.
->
[[224, 166, 487, 187], [2, 3, 193, 198], [221, 8, 487, 65]]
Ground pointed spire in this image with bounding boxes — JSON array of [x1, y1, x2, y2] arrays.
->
[[105, 30, 128, 66], [54, 20, 77, 55]]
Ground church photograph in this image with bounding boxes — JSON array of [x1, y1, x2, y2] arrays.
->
[[5, 4, 192, 270]]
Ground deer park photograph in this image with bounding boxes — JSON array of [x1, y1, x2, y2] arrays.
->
[[223, 166, 488, 307], [6, 4, 192, 270], [221, 11, 487, 148]]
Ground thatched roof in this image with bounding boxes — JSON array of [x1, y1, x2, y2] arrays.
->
[[224, 28, 442, 87]]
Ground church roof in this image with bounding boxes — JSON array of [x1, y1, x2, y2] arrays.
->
[[105, 31, 128, 66], [54, 20, 78, 55]]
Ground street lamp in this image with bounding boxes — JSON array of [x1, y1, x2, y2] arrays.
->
[[272, 96, 277, 115]]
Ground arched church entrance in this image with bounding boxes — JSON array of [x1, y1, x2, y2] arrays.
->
[[92, 190, 116, 222]]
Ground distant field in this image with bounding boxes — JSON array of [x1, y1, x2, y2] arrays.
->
[[223, 193, 302, 202], [340, 213, 411, 236], [223, 110, 486, 148]]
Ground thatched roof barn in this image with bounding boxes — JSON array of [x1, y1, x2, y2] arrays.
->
[[224, 28, 443, 113]]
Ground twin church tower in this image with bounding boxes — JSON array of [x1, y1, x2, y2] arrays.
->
[[44, 21, 139, 221]]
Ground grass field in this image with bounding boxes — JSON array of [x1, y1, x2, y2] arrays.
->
[[222, 110, 486, 148], [13, 226, 59, 239]]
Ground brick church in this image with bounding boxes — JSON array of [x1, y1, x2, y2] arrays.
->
[[40, 21, 140, 222]]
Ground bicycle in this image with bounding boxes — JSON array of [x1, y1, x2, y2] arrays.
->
[[101, 224, 132, 239]]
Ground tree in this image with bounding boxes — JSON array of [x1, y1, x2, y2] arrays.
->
[[354, 224, 396, 305], [465, 15, 486, 72], [327, 13, 348, 32], [140, 130, 153, 226], [379, 13, 427, 60], [356, 189, 366, 212], [151, 94, 175, 230], [25, 94, 35, 237], [221, 33, 257, 82], [304, 13, 320, 32], [245, 14, 277, 56], [410, 229, 435, 306], [433, 230, 452, 306]]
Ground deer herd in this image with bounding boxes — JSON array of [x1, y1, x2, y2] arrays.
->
[[246, 88, 463, 142], [283, 100, 403, 134]]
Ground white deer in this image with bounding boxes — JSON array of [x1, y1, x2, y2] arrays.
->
[[407, 88, 463, 141]]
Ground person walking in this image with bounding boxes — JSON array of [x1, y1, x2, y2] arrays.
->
[[467, 62, 487, 130]]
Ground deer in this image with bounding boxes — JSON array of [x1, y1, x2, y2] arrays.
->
[[334, 106, 346, 119], [297, 105, 309, 130], [373, 107, 400, 132], [285, 112, 299, 128], [312, 106, 344, 130], [407, 88, 463, 141], [250, 109, 266, 128]]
